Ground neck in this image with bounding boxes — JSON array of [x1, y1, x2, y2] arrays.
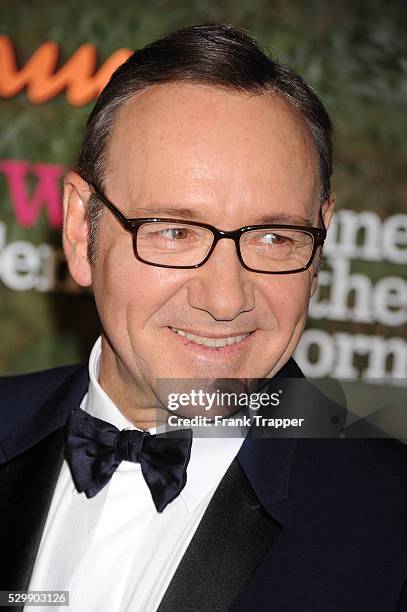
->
[[98, 336, 167, 430]]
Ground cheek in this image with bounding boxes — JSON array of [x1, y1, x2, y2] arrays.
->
[[261, 272, 313, 324], [125, 268, 186, 327], [92, 243, 188, 330]]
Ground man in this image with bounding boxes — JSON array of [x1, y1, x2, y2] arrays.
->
[[1, 23, 407, 612]]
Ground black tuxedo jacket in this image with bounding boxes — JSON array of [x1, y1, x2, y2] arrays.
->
[[1, 359, 407, 612]]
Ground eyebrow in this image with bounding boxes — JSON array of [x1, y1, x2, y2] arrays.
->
[[129, 206, 205, 220], [128, 206, 313, 226], [256, 214, 313, 226]]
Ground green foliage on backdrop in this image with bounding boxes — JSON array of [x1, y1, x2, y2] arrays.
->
[[1, 0, 406, 374]]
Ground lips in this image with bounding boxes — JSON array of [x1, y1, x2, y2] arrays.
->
[[170, 327, 250, 348]]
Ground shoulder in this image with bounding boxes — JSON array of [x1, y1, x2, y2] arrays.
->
[[297, 434, 407, 474], [294, 437, 407, 509], [346, 436, 407, 484], [0, 364, 86, 402], [0, 364, 89, 463]]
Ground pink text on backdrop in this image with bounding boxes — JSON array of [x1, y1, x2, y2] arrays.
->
[[0, 159, 65, 228]]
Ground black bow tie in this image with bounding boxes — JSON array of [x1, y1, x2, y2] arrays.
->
[[64, 407, 192, 513]]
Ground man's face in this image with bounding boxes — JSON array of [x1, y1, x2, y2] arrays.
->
[[64, 83, 332, 411]]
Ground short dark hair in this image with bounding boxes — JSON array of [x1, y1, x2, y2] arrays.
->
[[76, 23, 333, 262]]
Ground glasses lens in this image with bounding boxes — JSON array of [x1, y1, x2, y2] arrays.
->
[[240, 228, 314, 272], [136, 222, 214, 266]]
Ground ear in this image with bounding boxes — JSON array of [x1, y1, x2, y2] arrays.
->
[[310, 192, 335, 297], [321, 192, 335, 230], [62, 171, 92, 287]]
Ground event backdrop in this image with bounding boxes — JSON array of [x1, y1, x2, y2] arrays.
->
[[1, 0, 406, 388]]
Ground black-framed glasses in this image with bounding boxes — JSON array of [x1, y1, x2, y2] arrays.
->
[[89, 184, 326, 274]]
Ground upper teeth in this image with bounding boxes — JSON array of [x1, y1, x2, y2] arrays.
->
[[171, 328, 249, 348]]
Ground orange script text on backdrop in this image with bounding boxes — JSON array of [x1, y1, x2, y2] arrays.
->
[[0, 36, 133, 106]]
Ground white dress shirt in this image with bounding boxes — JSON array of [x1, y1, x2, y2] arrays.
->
[[27, 338, 244, 612]]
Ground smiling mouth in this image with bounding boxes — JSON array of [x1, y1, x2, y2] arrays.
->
[[170, 327, 251, 348]]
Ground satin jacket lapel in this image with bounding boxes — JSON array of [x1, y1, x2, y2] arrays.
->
[[157, 459, 281, 612], [0, 427, 64, 592]]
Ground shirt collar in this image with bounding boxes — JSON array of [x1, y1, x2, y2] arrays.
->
[[82, 337, 244, 512]]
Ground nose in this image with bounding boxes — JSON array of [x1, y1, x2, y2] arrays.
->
[[187, 238, 255, 321]]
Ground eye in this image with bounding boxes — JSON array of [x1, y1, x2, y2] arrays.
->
[[159, 227, 191, 240], [259, 232, 289, 245]]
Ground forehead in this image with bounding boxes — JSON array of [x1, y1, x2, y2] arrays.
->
[[104, 82, 320, 222]]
